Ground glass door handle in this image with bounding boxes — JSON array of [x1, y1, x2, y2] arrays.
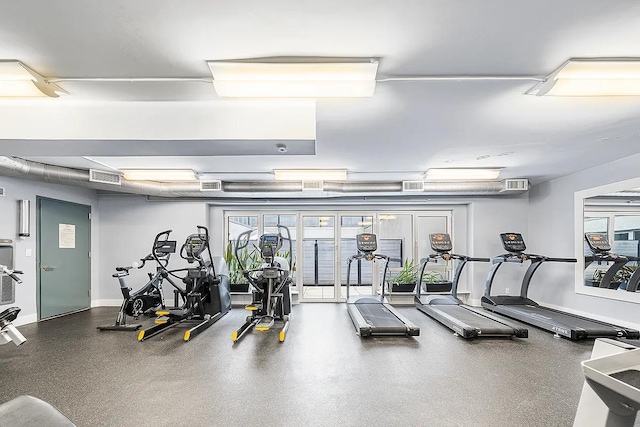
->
[[42, 265, 58, 271]]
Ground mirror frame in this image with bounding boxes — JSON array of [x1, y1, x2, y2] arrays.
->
[[574, 176, 640, 304]]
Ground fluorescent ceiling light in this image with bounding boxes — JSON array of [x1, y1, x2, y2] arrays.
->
[[274, 169, 348, 181], [358, 221, 373, 226], [0, 61, 66, 98], [121, 169, 197, 182], [425, 168, 502, 181], [208, 59, 378, 98], [527, 58, 640, 96], [379, 215, 397, 220]]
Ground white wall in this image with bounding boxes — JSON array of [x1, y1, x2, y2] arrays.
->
[[0, 176, 99, 326], [97, 195, 208, 304], [528, 152, 640, 329]]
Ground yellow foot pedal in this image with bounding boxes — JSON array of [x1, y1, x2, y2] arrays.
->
[[155, 316, 169, 325], [231, 331, 238, 342], [183, 330, 191, 341], [245, 305, 258, 311], [255, 326, 270, 331], [156, 310, 170, 316], [279, 330, 286, 342], [137, 330, 145, 341]]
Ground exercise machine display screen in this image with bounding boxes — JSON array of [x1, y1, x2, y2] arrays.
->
[[185, 237, 206, 257], [356, 233, 377, 253], [154, 240, 177, 254], [585, 233, 611, 253], [429, 233, 452, 253], [500, 233, 526, 253]]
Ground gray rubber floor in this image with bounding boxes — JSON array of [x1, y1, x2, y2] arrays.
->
[[1, 304, 595, 427]]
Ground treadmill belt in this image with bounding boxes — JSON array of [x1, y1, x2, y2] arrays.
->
[[434, 305, 515, 335], [500, 305, 619, 335], [356, 303, 407, 329]]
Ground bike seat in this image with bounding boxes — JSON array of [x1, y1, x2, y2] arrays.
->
[[0, 307, 20, 324]]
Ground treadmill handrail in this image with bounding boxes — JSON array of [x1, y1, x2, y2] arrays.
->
[[346, 253, 390, 300], [484, 252, 577, 298], [418, 253, 489, 299]]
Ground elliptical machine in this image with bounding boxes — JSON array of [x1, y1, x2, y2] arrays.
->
[[138, 226, 231, 342], [98, 231, 178, 331], [232, 225, 293, 343], [0, 265, 26, 346]]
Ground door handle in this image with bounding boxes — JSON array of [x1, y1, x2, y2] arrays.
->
[[42, 265, 58, 271]]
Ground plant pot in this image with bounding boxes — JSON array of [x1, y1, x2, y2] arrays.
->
[[391, 282, 416, 293], [230, 283, 250, 293], [584, 280, 621, 289], [425, 281, 453, 292]]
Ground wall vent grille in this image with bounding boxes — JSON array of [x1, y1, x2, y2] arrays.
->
[[89, 169, 122, 185], [200, 180, 222, 191]]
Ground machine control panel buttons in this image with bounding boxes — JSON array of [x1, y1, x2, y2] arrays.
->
[[500, 233, 527, 253], [585, 232, 612, 253], [356, 233, 377, 253], [429, 233, 452, 253]]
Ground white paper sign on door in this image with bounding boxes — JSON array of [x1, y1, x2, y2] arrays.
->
[[59, 224, 76, 249]]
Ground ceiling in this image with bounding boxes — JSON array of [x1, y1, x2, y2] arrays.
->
[[2, 1, 640, 184]]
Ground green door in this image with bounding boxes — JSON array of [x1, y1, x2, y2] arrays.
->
[[37, 197, 91, 319]]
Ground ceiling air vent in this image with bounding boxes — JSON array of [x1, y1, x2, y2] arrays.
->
[[501, 179, 529, 192], [302, 180, 324, 191], [89, 169, 122, 186], [0, 187, 5, 197], [402, 181, 425, 192], [200, 180, 222, 191]]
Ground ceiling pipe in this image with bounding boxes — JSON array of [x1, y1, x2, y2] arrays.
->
[[0, 156, 526, 198]]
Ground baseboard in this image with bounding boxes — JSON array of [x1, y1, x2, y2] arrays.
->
[[92, 299, 122, 307], [14, 313, 38, 327], [467, 298, 482, 307], [540, 301, 640, 332]]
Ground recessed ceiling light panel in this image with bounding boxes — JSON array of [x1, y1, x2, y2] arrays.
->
[[0, 61, 66, 98], [208, 59, 378, 98], [121, 169, 197, 182], [425, 168, 502, 181], [527, 58, 640, 96]]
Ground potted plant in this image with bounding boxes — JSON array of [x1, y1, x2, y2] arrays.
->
[[421, 269, 452, 293], [224, 243, 261, 292], [390, 260, 419, 292], [588, 266, 637, 289]]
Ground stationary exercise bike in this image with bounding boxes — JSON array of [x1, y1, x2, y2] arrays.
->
[[138, 226, 231, 342], [232, 225, 293, 343], [98, 231, 178, 331], [0, 265, 26, 346]]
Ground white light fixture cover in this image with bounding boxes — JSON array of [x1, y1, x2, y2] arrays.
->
[[0, 61, 66, 98], [208, 59, 378, 98], [527, 58, 640, 96], [121, 169, 197, 182], [425, 168, 502, 181], [274, 169, 348, 181]]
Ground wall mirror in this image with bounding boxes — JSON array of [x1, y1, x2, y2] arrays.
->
[[575, 176, 640, 303]]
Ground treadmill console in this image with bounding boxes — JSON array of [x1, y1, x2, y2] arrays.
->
[[356, 233, 377, 253], [585, 233, 611, 254], [429, 233, 452, 253], [500, 233, 526, 253]]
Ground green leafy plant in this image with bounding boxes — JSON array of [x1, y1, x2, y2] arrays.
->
[[593, 265, 638, 284], [422, 270, 446, 284], [224, 242, 262, 284], [390, 259, 418, 284]]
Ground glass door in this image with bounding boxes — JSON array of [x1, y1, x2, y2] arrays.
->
[[301, 215, 337, 301], [340, 214, 375, 299]]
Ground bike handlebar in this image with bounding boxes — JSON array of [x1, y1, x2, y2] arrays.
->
[[0, 265, 23, 284]]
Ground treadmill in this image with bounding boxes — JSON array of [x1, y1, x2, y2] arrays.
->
[[415, 233, 528, 339], [584, 232, 640, 293], [482, 233, 640, 341], [584, 232, 629, 289], [346, 233, 420, 337]]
